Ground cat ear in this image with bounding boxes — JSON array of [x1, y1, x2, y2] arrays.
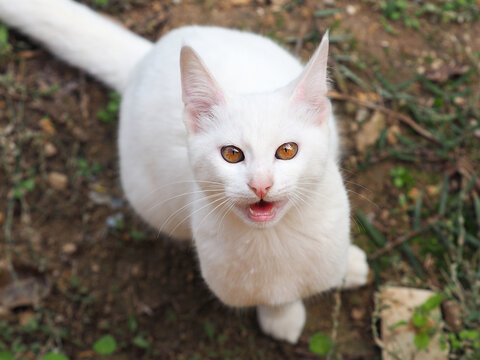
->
[[290, 31, 331, 120], [180, 46, 225, 133]]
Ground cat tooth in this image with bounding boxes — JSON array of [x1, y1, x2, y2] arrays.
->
[[249, 207, 255, 215]]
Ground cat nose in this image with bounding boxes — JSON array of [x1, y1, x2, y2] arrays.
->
[[248, 180, 273, 199]]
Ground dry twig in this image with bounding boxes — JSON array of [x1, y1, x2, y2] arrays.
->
[[369, 215, 441, 259], [328, 91, 441, 145]]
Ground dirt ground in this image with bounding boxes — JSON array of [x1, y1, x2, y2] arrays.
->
[[1, 0, 479, 359]]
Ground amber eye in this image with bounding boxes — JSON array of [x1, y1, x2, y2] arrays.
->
[[275, 142, 298, 160], [221, 145, 245, 163]]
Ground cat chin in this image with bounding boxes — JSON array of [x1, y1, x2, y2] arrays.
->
[[233, 199, 289, 228]]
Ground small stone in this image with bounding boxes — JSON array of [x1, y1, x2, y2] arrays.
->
[[62, 243, 77, 255], [44, 142, 57, 157], [355, 107, 369, 123], [474, 129, 480, 138], [380, 209, 390, 220], [131, 264, 142, 277], [256, 7, 265, 16], [48, 172, 68, 190], [91, 263, 100, 273], [346, 5, 357, 15], [351, 307, 365, 320]]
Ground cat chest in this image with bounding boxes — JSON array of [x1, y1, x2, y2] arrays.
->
[[195, 226, 349, 307]]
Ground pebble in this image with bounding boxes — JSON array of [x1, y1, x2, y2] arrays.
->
[[62, 242, 77, 255], [346, 5, 357, 15], [48, 172, 68, 190], [44, 142, 58, 157], [355, 107, 369, 123], [91, 263, 100, 273], [351, 307, 365, 320], [380, 209, 390, 220], [474, 129, 480, 139]]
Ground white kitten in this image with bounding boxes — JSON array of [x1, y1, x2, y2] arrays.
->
[[0, 0, 369, 343]]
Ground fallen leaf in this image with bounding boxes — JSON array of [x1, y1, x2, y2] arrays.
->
[[0, 277, 51, 309], [424, 64, 469, 83], [355, 111, 386, 152], [39, 117, 56, 135]]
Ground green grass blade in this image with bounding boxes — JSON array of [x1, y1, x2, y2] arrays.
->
[[474, 194, 480, 230], [413, 191, 422, 230], [338, 65, 370, 90], [314, 8, 343, 17], [438, 174, 449, 216], [400, 243, 424, 279], [356, 210, 386, 247]]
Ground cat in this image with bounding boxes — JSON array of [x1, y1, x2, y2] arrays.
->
[[0, 0, 369, 343]]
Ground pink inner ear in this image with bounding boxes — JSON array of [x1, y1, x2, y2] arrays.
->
[[180, 46, 225, 133], [290, 32, 329, 111]]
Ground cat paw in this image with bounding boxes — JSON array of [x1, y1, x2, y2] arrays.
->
[[343, 244, 369, 289], [257, 300, 306, 344]]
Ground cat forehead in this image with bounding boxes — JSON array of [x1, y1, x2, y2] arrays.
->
[[223, 92, 297, 131]]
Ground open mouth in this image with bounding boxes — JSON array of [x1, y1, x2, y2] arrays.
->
[[247, 200, 277, 222]]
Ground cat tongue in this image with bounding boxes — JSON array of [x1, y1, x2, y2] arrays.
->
[[248, 201, 275, 222]]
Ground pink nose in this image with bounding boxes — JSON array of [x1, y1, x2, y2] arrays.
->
[[248, 180, 273, 199]]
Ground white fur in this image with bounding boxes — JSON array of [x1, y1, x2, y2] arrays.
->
[[344, 244, 369, 288], [0, 0, 369, 343], [257, 300, 306, 343]]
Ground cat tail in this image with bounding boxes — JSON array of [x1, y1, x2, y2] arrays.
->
[[0, 0, 153, 93]]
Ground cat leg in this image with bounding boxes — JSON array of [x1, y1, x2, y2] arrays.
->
[[343, 244, 369, 289], [257, 300, 306, 344]]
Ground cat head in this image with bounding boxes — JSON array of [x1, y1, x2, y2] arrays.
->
[[180, 33, 333, 228]]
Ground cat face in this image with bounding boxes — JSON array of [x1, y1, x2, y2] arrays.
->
[[180, 34, 332, 227]]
